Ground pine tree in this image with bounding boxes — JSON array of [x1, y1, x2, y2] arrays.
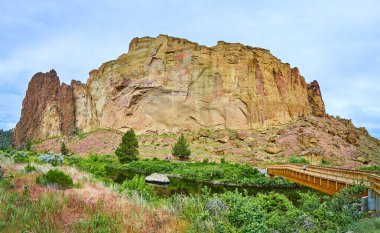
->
[[172, 133, 191, 160], [115, 129, 139, 163], [25, 140, 32, 151], [60, 142, 69, 155]]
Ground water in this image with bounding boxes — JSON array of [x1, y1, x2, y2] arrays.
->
[[109, 169, 322, 203]]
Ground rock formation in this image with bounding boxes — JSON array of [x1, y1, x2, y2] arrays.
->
[[15, 35, 327, 148]]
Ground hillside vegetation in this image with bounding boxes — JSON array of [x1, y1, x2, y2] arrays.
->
[[0, 129, 12, 149]]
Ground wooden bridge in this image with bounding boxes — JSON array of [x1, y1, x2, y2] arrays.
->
[[267, 164, 380, 211]]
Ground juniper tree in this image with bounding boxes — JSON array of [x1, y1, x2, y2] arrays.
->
[[115, 129, 139, 163], [60, 142, 69, 155], [172, 133, 191, 160]]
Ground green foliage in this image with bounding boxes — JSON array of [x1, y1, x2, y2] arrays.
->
[[119, 175, 155, 201], [36, 169, 73, 189], [65, 154, 118, 178], [0, 129, 12, 149], [288, 156, 310, 164], [115, 129, 139, 163], [0, 177, 124, 232], [60, 142, 69, 155], [172, 133, 191, 160], [320, 158, 330, 166], [359, 166, 380, 172], [122, 159, 295, 187], [349, 217, 380, 233], [25, 140, 32, 151], [24, 164, 36, 173], [169, 185, 365, 232]]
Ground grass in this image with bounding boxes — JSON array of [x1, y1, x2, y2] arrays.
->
[[359, 166, 380, 172], [349, 217, 380, 233], [1, 149, 376, 232], [288, 155, 310, 164]]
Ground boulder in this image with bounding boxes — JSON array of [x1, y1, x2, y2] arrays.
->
[[265, 143, 283, 154], [217, 135, 229, 143], [145, 173, 170, 184]]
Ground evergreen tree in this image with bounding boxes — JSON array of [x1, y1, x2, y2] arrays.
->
[[172, 133, 191, 160], [60, 142, 69, 155], [115, 129, 139, 163], [25, 140, 32, 151]]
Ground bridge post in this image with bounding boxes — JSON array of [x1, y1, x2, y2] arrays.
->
[[369, 190, 378, 211]]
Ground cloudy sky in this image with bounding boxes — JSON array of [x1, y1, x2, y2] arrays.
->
[[0, 0, 379, 138]]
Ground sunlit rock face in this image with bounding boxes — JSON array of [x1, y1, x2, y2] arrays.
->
[[14, 35, 325, 148]]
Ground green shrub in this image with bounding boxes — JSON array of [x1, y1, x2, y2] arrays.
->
[[115, 129, 139, 163], [13, 151, 30, 163], [24, 164, 36, 173], [172, 133, 191, 160], [25, 140, 32, 151], [36, 169, 73, 189], [359, 166, 380, 172], [60, 142, 69, 155], [119, 176, 155, 201], [288, 156, 310, 164]]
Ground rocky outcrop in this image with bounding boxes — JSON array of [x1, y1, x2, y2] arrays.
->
[[307, 80, 325, 117], [14, 35, 326, 148]]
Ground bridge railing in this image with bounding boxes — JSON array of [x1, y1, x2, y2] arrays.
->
[[267, 164, 380, 195]]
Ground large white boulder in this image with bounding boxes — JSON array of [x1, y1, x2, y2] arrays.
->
[[145, 173, 170, 184]]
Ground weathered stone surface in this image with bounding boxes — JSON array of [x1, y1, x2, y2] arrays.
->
[[145, 173, 170, 184], [15, 35, 325, 147], [14, 70, 65, 148], [265, 143, 283, 154], [307, 80, 325, 117]]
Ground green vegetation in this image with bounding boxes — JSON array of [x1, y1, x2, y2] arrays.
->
[[60, 142, 69, 155], [359, 166, 380, 172], [349, 217, 380, 233], [115, 129, 139, 163], [119, 175, 156, 201], [1, 149, 376, 232], [168, 184, 366, 232], [172, 133, 191, 160], [66, 153, 117, 178], [68, 154, 295, 187], [24, 163, 36, 172], [36, 169, 74, 189], [288, 156, 310, 164], [25, 139, 32, 151], [0, 129, 12, 149], [0, 177, 125, 232]]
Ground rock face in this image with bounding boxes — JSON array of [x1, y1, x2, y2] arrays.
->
[[14, 35, 326, 148], [14, 70, 76, 147]]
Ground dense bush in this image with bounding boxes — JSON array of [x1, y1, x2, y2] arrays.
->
[[118, 175, 155, 201], [119, 159, 295, 187], [38, 154, 64, 166], [66, 153, 118, 178], [115, 129, 139, 163], [359, 166, 380, 172], [60, 142, 69, 155], [169, 185, 365, 232], [288, 156, 310, 164], [172, 133, 191, 160], [24, 164, 36, 173], [0, 129, 12, 149], [36, 169, 73, 189]]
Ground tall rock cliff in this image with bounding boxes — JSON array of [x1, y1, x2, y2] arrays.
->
[[14, 35, 325, 148]]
